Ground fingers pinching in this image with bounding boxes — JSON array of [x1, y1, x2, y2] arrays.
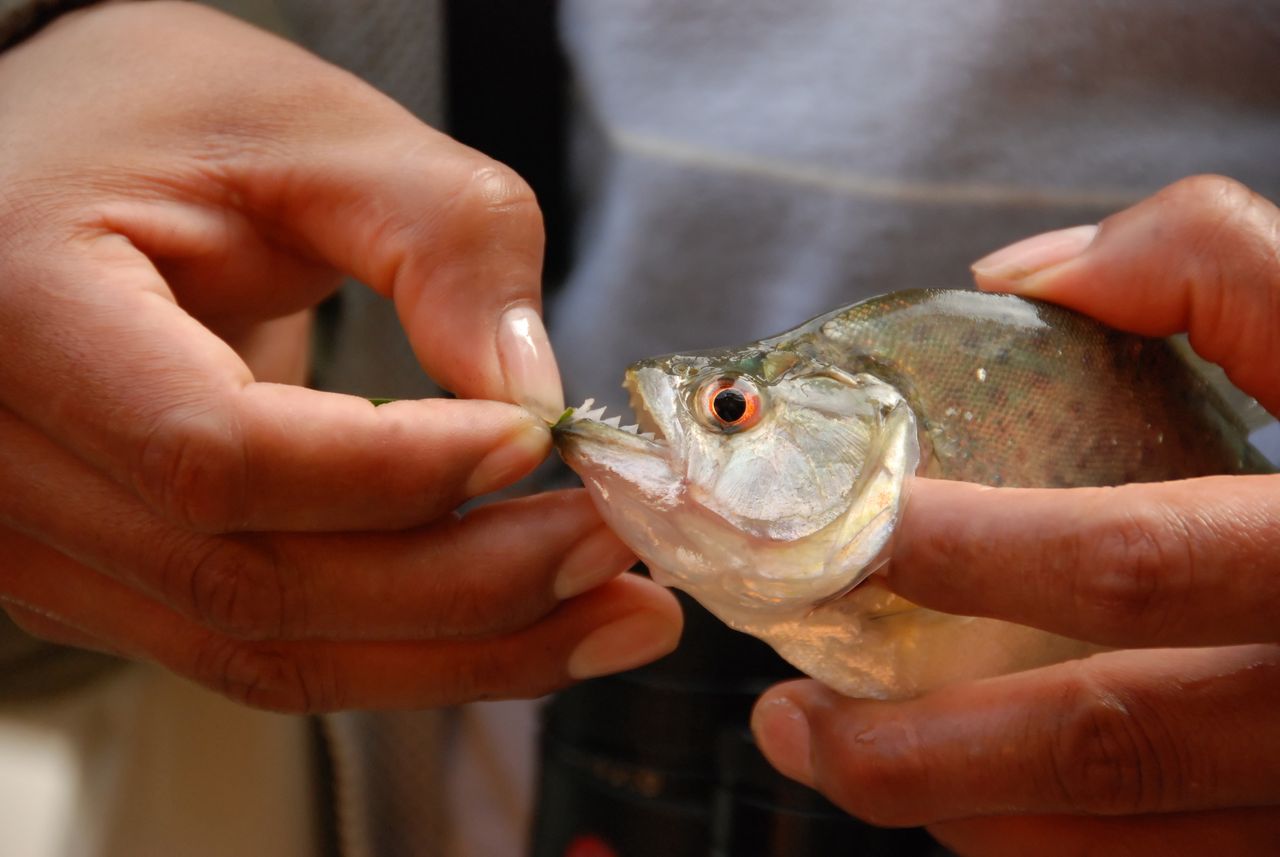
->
[[0, 404, 633, 640], [0, 0, 594, 711], [973, 174, 1280, 412], [220, 122, 565, 418], [2, 0, 569, 538]]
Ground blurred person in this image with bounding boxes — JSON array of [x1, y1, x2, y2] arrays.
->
[[0, 1, 1277, 856]]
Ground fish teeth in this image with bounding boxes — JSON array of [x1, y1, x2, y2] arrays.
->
[[565, 396, 652, 439]]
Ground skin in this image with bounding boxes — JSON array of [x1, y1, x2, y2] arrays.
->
[[0, 3, 681, 712], [752, 175, 1280, 855]]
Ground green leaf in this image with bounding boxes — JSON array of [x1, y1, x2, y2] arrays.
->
[[550, 407, 575, 428], [368, 397, 397, 407]]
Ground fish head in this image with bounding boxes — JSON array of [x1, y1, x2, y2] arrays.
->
[[554, 344, 921, 624]]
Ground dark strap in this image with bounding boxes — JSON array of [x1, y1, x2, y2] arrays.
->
[[444, 0, 572, 289]]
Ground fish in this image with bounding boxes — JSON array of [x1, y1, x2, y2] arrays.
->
[[553, 289, 1269, 699]]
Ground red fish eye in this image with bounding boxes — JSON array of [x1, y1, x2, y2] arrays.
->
[[702, 378, 761, 430]]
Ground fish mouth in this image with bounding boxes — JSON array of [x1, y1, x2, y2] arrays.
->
[[551, 366, 676, 453], [550, 396, 667, 451]]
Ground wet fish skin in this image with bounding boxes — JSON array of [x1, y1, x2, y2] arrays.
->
[[782, 289, 1264, 487], [554, 289, 1266, 699]]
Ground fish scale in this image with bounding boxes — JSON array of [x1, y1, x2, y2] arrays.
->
[[789, 290, 1264, 487]]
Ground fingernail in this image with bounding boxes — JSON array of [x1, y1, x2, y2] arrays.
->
[[554, 528, 637, 600], [463, 420, 550, 496], [497, 305, 565, 423], [751, 695, 814, 783], [971, 224, 1098, 285], [567, 611, 680, 680]]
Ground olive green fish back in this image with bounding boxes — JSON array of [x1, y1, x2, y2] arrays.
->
[[779, 289, 1265, 488]]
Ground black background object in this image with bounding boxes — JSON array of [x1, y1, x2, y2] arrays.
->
[[530, 584, 948, 857]]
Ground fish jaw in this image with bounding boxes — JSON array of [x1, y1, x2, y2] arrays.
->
[[552, 380, 923, 623], [552, 397, 807, 613], [552, 402, 708, 593], [554, 407, 827, 617], [553, 413, 682, 510]]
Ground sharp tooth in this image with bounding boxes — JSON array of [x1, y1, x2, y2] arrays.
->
[[582, 407, 606, 422], [580, 398, 595, 411], [622, 424, 638, 434], [639, 432, 656, 440], [603, 415, 622, 428]]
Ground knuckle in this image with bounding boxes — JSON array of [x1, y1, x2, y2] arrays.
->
[[441, 569, 549, 639], [1165, 173, 1255, 214], [446, 648, 506, 702], [446, 160, 542, 233], [417, 518, 553, 638], [190, 635, 337, 713], [816, 717, 933, 827], [466, 162, 540, 215], [1073, 507, 1190, 641], [427, 577, 498, 638], [131, 406, 248, 533], [179, 537, 290, 639], [1045, 672, 1174, 815], [1161, 175, 1276, 270], [1159, 176, 1280, 374], [439, 645, 538, 706], [373, 158, 543, 293]]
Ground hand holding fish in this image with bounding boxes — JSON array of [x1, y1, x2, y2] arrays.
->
[[751, 176, 1280, 855], [0, 3, 679, 711]]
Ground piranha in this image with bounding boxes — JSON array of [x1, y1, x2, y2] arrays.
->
[[553, 289, 1269, 699]]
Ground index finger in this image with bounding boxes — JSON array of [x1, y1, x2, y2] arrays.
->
[[0, 244, 549, 532], [888, 476, 1280, 647]]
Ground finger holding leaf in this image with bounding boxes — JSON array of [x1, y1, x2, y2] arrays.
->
[[0, 2, 680, 711]]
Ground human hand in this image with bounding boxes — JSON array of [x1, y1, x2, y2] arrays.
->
[[751, 175, 1280, 855], [0, 2, 681, 711]]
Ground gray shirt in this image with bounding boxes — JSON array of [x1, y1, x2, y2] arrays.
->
[[552, 0, 1280, 416]]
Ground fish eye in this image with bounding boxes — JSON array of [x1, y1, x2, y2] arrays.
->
[[700, 377, 763, 432]]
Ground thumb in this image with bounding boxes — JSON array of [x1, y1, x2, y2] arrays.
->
[[12, 0, 565, 420], [971, 174, 1280, 413], [232, 126, 564, 419]]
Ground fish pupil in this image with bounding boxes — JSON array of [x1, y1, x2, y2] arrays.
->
[[713, 388, 748, 423]]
